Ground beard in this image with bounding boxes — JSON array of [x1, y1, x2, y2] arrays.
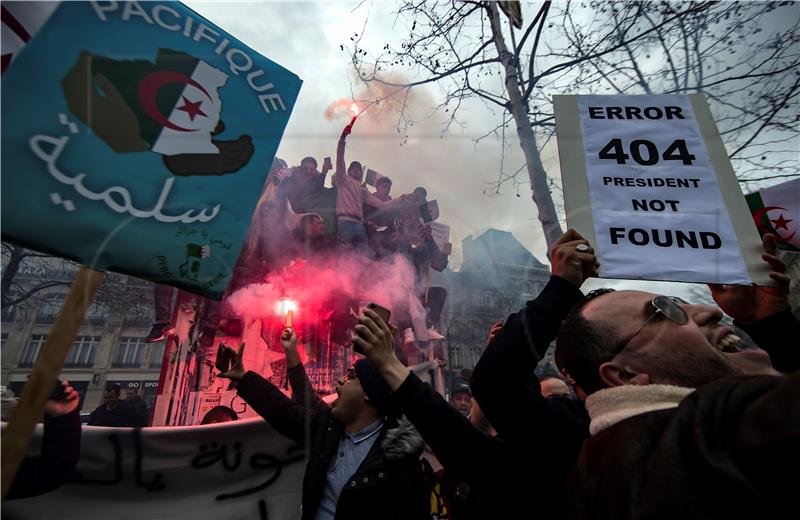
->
[[630, 348, 739, 388]]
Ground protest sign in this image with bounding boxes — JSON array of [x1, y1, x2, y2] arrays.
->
[[746, 178, 800, 252], [1, 1, 302, 300], [554, 94, 770, 285], [430, 222, 451, 251], [1, 418, 305, 519], [365, 168, 386, 187]]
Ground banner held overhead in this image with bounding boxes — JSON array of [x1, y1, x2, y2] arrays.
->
[[1, 1, 303, 299], [554, 94, 771, 285]]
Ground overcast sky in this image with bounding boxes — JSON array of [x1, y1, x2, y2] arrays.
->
[[186, 1, 797, 299], [186, 0, 552, 269]]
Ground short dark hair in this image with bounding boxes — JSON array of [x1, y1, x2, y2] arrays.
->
[[348, 160, 363, 172], [300, 156, 317, 168], [451, 383, 471, 397], [413, 187, 427, 199], [377, 176, 392, 187], [104, 383, 121, 395], [201, 406, 239, 424], [555, 288, 617, 395]]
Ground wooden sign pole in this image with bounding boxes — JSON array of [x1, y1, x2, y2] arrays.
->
[[1, 266, 104, 500]]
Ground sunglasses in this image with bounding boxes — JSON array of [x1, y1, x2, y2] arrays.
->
[[613, 295, 689, 355]]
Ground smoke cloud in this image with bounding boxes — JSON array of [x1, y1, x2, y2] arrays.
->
[[324, 74, 423, 126]]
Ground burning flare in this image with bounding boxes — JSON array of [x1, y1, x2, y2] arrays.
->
[[276, 299, 298, 327]]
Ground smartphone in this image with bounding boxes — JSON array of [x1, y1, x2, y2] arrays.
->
[[323, 156, 332, 170], [50, 380, 66, 400], [215, 344, 234, 373], [366, 302, 391, 325]]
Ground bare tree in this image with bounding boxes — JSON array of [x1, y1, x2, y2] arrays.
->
[[346, 1, 800, 249], [545, 1, 800, 186], [2, 241, 152, 321]]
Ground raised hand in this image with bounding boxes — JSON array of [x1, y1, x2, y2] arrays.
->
[[549, 229, 599, 287], [43, 380, 80, 418], [217, 343, 246, 383], [709, 233, 790, 323]]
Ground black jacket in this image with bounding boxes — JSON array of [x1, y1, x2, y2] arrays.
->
[[237, 371, 428, 520], [568, 309, 800, 519], [471, 275, 591, 517], [6, 408, 81, 500], [736, 309, 800, 373], [569, 372, 800, 519], [393, 372, 515, 520]]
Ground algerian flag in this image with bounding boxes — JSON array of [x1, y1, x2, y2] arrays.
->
[[745, 178, 800, 252], [81, 48, 228, 155]]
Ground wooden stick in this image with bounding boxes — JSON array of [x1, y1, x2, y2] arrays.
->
[[1, 266, 104, 499]]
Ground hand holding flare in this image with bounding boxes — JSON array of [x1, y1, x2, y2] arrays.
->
[[342, 103, 360, 138]]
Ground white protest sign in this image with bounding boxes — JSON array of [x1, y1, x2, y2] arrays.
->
[[2, 419, 305, 519], [429, 222, 450, 251], [554, 94, 770, 284]]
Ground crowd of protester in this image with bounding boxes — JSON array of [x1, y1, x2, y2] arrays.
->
[[13, 116, 798, 517], [142, 118, 451, 379], [210, 227, 799, 519]]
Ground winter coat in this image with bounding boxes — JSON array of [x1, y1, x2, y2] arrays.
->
[[569, 372, 800, 519], [393, 372, 512, 520], [470, 275, 591, 518], [567, 309, 800, 519], [237, 371, 428, 520]]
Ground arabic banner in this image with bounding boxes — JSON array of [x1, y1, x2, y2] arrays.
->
[[1, 1, 302, 299], [1, 418, 305, 520], [554, 94, 771, 285]]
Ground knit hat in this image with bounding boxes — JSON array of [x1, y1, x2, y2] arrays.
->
[[354, 359, 395, 417]]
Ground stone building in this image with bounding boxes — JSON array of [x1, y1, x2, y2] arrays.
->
[[431, 229, 550, 387]]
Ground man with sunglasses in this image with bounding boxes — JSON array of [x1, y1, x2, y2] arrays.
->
[[554, 233, 799, 518], [217, 332, 427, 520]]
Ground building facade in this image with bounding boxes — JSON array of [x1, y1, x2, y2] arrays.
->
[[1, 258, 163, 417], [431, 229, 551, 385]]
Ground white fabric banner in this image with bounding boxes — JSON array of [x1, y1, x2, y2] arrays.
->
[[572, 94, 751, 284], [2, 418, 305, 520]]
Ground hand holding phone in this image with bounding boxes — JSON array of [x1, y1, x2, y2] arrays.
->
[[366, 302, 391, 326], [215, 344, 234, 373], [323, 157, 332, 171], [353, 303, 392, 355]]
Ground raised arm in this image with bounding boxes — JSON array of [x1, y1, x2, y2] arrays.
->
[[7, 382, 82, 500], [280, 327, 327, 411], [335, 123, 352, 182], [353, 309, 503, 483], [218, 343, 321, 444], [709, 233, 799, 372], [471, 230, 596, 443]]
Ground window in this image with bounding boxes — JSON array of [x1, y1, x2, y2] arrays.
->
[[19, 334, 47, 367], [37, 293, 65, 324], [450, 344, 464, 368], [113, 337, 146, 367], [81, 300, 108, 326], [147, 342, 166, 368], [64, 335, 99, 367]]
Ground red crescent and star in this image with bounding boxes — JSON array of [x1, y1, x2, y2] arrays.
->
[[752, 205, 796, 242], [137, 71, 213, 132]]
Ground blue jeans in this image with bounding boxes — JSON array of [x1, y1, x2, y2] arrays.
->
[[337, 220, 369, 256]]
